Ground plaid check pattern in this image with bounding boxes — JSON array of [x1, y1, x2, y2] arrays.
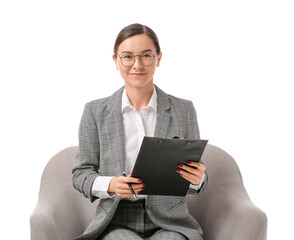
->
[[100, 200, 188, 240], [72, 85, 206, 240]]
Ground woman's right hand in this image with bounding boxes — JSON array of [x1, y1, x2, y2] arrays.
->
[[108, 174, 145, 199]]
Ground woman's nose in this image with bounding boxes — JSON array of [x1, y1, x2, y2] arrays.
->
[[133, 56, 143, 69]]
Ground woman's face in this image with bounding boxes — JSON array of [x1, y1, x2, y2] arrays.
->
[[113, 34, 162, 89]]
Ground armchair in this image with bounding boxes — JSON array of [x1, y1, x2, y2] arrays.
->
[[30, 144, 267, 240]]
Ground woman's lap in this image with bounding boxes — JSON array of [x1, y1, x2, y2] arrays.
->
[[100, 226, 143, 240], [100, 200, 188, 240], [100, 227, 187, 240], [147, 229, 187, 240]]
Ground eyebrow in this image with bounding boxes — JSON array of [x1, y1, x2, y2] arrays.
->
[[121, 49, 153, 54]]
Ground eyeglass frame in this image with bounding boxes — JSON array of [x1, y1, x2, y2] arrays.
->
[[116, 52, 157, 67]]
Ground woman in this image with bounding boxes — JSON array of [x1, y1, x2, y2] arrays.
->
[[72, 23, 208, 240]]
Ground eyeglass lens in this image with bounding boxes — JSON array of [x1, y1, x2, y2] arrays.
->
[[121, 54, 154, 66]]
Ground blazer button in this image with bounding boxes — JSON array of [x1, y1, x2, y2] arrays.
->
[[146, 204, 151, 210]]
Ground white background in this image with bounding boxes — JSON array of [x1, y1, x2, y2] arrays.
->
[[1, 0, 293, 239]]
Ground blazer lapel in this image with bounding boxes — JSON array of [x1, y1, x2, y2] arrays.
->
[[153, 85, 171, 138], [105, 85, 172, 176], [105, 87, 125, 176]]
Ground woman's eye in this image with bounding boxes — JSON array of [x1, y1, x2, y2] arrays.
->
[[123, 55, 133, 59], [142, 54, 152, 58]]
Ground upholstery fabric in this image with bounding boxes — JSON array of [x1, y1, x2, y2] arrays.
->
[[30, 144, 267, 240]]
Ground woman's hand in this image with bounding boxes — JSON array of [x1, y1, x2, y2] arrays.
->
[[176, 161, 206, 185], [108, 174, 145, 199]]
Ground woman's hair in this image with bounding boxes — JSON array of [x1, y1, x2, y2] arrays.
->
[[113, 23, 161, 57]]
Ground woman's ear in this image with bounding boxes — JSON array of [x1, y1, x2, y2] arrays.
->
[[112, 54, 120, 70], [156, 52, 162, 67]]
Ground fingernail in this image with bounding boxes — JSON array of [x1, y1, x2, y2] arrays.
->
[[178, 164, 183, 168], [139, 179, 142, 183], [187, 161, 192, 164], [176, 169, 181, 173]]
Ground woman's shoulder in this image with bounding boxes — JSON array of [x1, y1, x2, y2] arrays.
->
[[167, 93, 192, 105], [155, 85, 195, 113], [155, 85, 192, 104], [167, 94, 194, 114], [86, 96, 110, 107], [157, 86, 192, 107], [84, 86, 124, 112]]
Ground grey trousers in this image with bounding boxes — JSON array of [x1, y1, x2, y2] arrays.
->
[[100, 199, 187, 240]]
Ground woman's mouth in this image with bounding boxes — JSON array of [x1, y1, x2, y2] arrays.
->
[[130, 73, 146, 77]]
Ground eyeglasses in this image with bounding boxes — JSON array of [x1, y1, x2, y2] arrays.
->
[[116, 52, 156, 67]]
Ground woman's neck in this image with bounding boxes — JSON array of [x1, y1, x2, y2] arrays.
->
[[125, 84, 154, 112]]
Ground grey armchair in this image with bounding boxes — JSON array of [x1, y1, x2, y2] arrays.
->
[[30, 144, 267, 240]]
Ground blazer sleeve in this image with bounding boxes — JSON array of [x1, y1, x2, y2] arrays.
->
[[72, 103, 100, 202], [185, 101, 208, 195]]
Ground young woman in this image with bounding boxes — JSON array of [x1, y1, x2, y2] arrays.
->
[[72, 23, 208, 240]]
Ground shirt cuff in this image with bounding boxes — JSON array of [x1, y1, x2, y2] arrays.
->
[[92, 176, 116, 199], [189, 174, 205, 191]]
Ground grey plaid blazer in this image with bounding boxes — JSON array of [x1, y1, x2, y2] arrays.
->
[[72, 85, 208, 240]]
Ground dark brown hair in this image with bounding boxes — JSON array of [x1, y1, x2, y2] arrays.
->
[[113, 23, 161, 57]]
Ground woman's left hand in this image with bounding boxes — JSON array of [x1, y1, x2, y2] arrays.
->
[[176, 161, 206, 185]]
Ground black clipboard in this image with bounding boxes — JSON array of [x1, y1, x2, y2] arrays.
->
[[131, 136, 208, 196]]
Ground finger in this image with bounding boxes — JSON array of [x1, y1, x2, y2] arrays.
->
[[116, 182, 132, 191], [117, 183, 145, 193], [117, 181, 141, 188], [178, 164, 201, 175], [124, 174, 143, 184], [186, 162, 206, 171], [178, 163, 206, 174], [117, 176, 142, 185], [176, 168, 202, 185], [179, 173, 201, 185], [178, 164, 193, 173], [116, 190, 133, 198], [131, 183, 145, 191], [178, 168, 201, 181], [134, 185, 145, 194], [116, 188, 134, 195], [117, 191, 133, 199], [117, 187, 144, 198], [183, 167, 205, 180], [180, 173, 202, 185], [117, 186, 144, 199]]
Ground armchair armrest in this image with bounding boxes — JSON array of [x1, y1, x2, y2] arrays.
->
[[30, 147, 98, 240], [30, 200, 63, 240], [188, 190, 267, 240], [209, 199, 267, 240], [187, 144, 267, 240]]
